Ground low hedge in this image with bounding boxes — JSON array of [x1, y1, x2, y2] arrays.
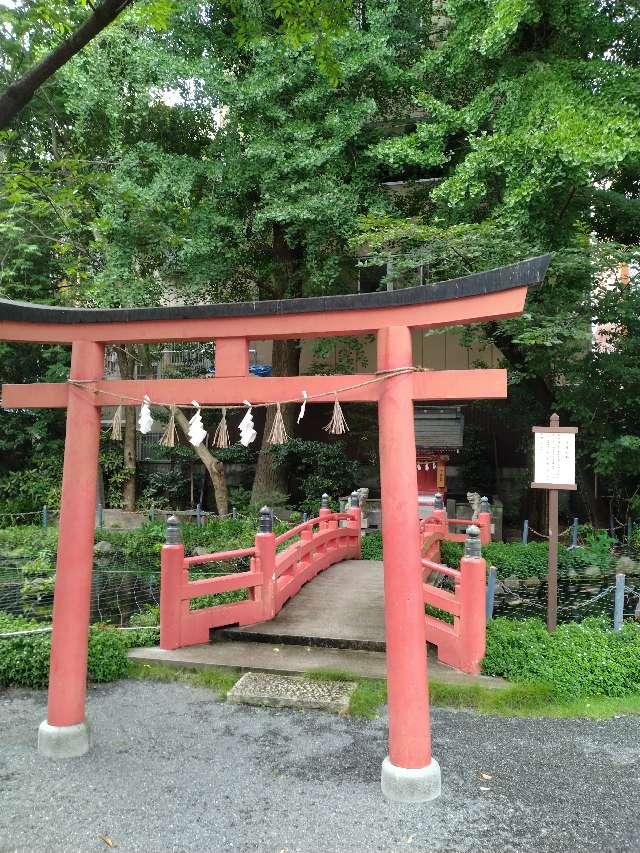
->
[[483, 616, 640, 698], [363, 530, 616, 580], [440, 539, 616, 580], [0, 611, 129, 688]]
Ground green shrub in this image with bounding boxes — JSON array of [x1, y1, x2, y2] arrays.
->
[[439, 540, 463, 568], [438, 537, 614, 579], [0, 612, 128, 688], [0, 612, 51, 688], [361, 531, 382, 560], [87, 628, 129, 681], [125, 605, 161, 647], [482, 616, 640, 698]]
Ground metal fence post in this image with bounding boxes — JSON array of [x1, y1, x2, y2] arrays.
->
[[610, 513, 616, 542], [42, 505, 48, 528], [571, 517, 579, 549], [522, 519, 529, 545], [486, 565, 497, 620], [232, 506, 237, 520], [613, 573, 625, 632], [96, 502, 103, 529]]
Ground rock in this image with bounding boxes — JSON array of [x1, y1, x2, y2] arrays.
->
[[616, 556, 636, 575], [191, 546, 211, 557], [93, 541, 113, 555], [523, 576, 540, 588], [583, 565, 602, 579], [503, 575, 520, 590]]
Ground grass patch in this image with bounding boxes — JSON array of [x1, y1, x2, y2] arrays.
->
[[305, 667, 640, 719], [127, 661, 240, 698], [305, 668, 387, 718]]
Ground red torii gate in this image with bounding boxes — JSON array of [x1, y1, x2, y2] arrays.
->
[[0, 254, 550, 802]]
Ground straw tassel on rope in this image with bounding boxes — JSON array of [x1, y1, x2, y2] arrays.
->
[[110, 405, 124, 441], [159, 405, 177, 448], [323, 393, 349, 435], [212, 407, 230, 448], [267, 402, 288, 445]]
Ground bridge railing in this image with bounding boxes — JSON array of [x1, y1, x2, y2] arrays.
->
[[419, 493, 490, 674], [160, 493, 361, 650]]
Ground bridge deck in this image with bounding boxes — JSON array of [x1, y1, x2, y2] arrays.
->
[[221, 559, 385, 651]]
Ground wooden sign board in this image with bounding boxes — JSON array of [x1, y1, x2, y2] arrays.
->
[[532, 429, 577, 490]]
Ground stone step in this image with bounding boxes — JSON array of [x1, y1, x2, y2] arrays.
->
[[226, 671, 356, 714], [216, 626, 386, 652]]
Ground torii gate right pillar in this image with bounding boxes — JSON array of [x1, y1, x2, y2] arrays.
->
[[377, 326, 441, 802]]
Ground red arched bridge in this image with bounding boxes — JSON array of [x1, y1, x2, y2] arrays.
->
[[159, 493, 492, 677]]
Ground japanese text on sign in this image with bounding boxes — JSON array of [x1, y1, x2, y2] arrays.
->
[[534, 433, 575, 486]]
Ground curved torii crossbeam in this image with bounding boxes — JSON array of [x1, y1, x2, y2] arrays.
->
[[0, 254, 550, 801]]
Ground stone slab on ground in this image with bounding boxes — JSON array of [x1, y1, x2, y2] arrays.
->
[[227, 671, 356, 713], [128, 641, 509, 689]]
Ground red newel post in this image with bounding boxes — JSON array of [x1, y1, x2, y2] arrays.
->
[[256, 506, 277, 621], [160, 516, 185, 650], [377, 325, 441, 802], [458, 525, 487, 674], [39, 340, 103, 758]]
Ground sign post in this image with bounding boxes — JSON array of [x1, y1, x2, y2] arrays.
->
[[531, 413, 578, 631]]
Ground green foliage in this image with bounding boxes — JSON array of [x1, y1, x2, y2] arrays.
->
[[483, 617, 640, 699], [87, 627, 129, 681], [361, 531, 382, 561], [0, 612, 128, 688], [269, 439, 362, 513], [126, 605, 161, 647], [439, 537, 615, 579], [357, 0, 640, 521], [127, 660, 240, 697], [439, 539, 463, 569], [0, 454, 63, 518]]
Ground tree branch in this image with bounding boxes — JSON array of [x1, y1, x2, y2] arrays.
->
[[0, 0, 134, 130]]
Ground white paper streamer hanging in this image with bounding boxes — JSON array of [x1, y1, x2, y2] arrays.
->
[[188, 400, 207, 447], [239, 401, 257, 447], [297, 390, 308, 424], [138, 395, 153, 434]]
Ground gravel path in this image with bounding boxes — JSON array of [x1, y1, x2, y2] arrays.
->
[[1, 680, 639, 853]]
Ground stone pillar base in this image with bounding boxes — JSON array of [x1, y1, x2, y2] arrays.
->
[[38, 720, 90, 759], [381, 756, 441, 803]]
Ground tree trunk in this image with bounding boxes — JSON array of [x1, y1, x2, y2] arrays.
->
[[115, 347, 137, 511], [250, 339, 301, 505], [0, 0, 134, 130], [173, 407, 229, 515], [250, 223, 303, 505]]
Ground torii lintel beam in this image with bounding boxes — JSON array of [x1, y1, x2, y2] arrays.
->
[[0, 255, 550, 344], [1, 369, 507, 409]]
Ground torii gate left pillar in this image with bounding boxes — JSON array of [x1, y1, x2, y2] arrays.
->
[[39, 341, 104, 757], [0, 254, 550, 799]]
